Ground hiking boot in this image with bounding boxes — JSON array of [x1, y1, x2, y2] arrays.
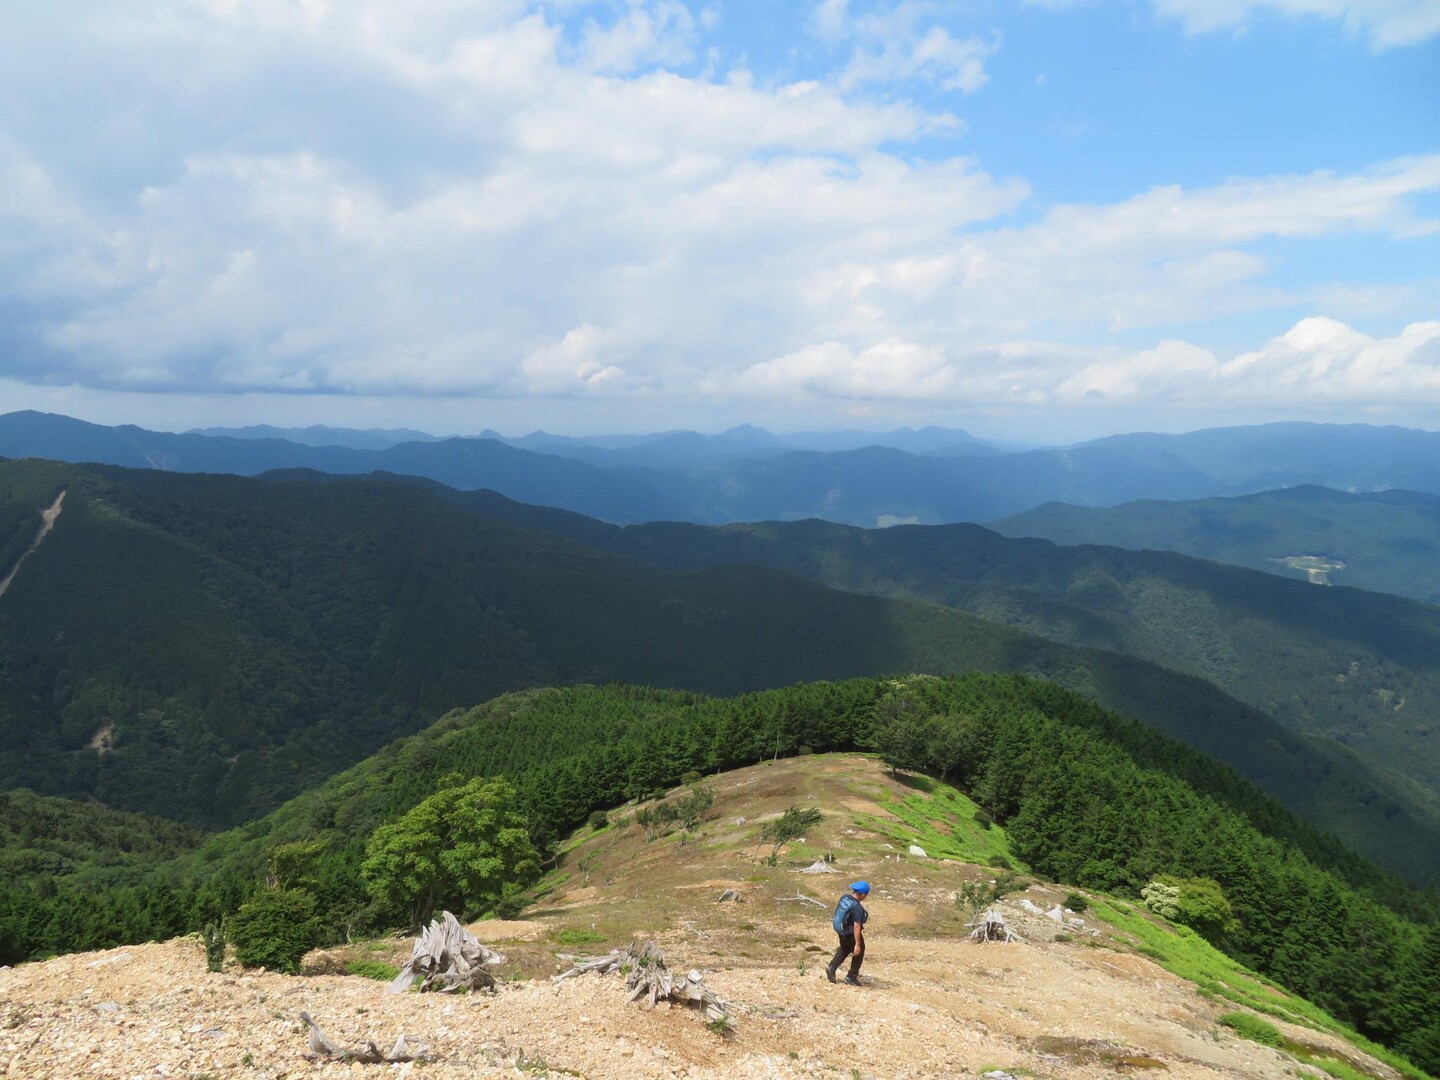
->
[[825, 965, 837, 983], [844, 975, 862, 986]]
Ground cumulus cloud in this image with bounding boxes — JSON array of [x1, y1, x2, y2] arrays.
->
[[715, 319, 1440, 414], [1057, 319, 1440, 406], [0, 1, 1436, 429]]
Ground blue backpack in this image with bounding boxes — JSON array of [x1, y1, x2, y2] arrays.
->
[[833, 895, 858, 933]]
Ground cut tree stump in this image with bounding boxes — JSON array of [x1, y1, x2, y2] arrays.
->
[[552, 940, 729, 1024], [298, 1011, 428, 1063], [385, 911, 506, 995], [798, 860, 839, 874]]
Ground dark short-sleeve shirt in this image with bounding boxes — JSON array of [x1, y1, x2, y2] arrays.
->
[[834, 894, 869, 933]]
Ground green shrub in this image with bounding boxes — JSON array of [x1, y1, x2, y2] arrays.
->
[[987, 854, 1013, 870], [973, 809, 994, 830], [229, 889, 319, 974], [1218, 1011, 1284, 1047], [201, 921, 226, 973], [345, 958, 401, 981], [554, 928, 606, 947], [586, 810, 610, 831], [680, 770, 702, 784], [1064, 893, 1089, 914], [491, 885, 528, 920]]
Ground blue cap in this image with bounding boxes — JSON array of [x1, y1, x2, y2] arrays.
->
[[851, 881, 871, 895]]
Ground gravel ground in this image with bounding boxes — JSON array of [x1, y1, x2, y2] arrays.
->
[[0, 921, 1399, 1080]]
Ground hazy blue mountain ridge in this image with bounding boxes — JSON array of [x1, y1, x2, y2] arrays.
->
[[6, 411, 1440, 527]]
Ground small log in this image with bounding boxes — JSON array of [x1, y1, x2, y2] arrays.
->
[[775, 894, 827, 908], [298, 1012, 428, 1063]]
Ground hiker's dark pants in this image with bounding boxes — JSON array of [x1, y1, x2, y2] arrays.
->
[[830, 932, 864, 978]]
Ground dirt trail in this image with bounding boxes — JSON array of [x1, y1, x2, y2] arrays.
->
[[0, 490, 66, 601]]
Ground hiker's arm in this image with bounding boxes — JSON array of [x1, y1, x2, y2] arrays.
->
[[854, 922, 864, 953]]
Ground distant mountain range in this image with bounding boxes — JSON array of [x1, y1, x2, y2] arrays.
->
[[188, 424, 442, 451], [195, 420, 1002, 464], [6, 411, 1439, 526]]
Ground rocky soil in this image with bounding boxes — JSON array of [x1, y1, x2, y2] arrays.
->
[[3, 909, 1400, 1080]]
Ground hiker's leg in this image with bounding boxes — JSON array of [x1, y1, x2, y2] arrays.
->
[[828, 933, 854, 976], [848, 942, 865, 978]]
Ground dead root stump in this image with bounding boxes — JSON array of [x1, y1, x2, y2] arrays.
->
[[385, 910, 507, 995], [970, 908, 1021, 943], [553, 940, 730, 1024]]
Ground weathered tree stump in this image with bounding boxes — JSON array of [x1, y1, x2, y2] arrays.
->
[[553, 940, 729, 1024], [385, 911, 506, 995], [970, 908, 1021, 943]]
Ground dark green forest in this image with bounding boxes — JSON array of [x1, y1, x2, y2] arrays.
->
[[7, 460, 1439, 888], [1, 674, 1437, 1070]]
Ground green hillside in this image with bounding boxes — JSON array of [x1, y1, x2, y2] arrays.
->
[[3, 676, 1437, 1071], [4, 460, 1438, 888], [993, 485, 1440, 604], [416, 485, 1440, 880]]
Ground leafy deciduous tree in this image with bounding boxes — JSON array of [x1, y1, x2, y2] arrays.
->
[[361, 777, 539, 930]]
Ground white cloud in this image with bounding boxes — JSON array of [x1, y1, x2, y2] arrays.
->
[[714, 318, 1440, 413], [0, 1, 1436, 432], [1219, 316, 1440, 400], [812, 1, 999, 94], [1054, 318, 1440, 406], [1025, 0, 1440, 47], [1155, 0, 1440, 48], [575, 1, 699, 74]]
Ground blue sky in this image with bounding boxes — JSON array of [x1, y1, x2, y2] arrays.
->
[[0, 0, 1436, 442]]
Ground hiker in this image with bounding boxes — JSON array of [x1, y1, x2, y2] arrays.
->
[[826, 880, 870, 985]]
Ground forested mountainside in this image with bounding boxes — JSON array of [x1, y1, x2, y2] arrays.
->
[[7, 411, 1440, 527], [994, 485, 1440, 604], [3, 676, 1437, 1070], [407, 483, 1440, 861], [4, 458, 1439, 884]]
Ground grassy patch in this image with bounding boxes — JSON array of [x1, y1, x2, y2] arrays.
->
[[552, 928, 606, 948], [1092, 901, 1427, 1080], [852, 777, 1016, 866], [1218, 1011, 1283, 1047], [345, 958, 401, 981]]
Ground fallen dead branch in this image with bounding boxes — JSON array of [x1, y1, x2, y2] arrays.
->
[[385, 910, 506, 995], [552, 940, 729, 1024], [298, 1011, 428, 1063]]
